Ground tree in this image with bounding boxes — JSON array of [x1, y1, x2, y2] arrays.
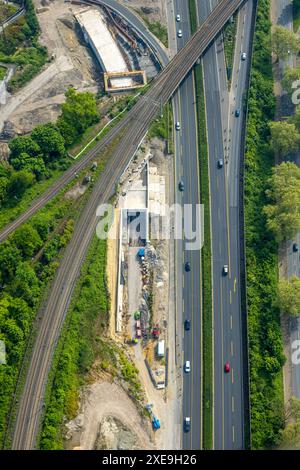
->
[[9, 152, 46, 178], [0, 242, 22, 285], [276, 276, 300, 316], [9, 136, 40, 159], [12, 224, 43, 258], [272, 25, 300, 60], [282, 66, 300, 95], [264, 162, 300, 241], [0, 176, 9, 205], [31, 123, 66, 162], [279, 398, 300, 449], [57, 88, 99, 146], [9, 262, 40, 306], [269, 121, 300, 156], [7, 170, 35, 198]]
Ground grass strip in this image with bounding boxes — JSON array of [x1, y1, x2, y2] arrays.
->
[[189, 0, 213, 450]]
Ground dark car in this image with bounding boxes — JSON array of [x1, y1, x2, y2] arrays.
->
[[179, 180, 184, 191], [217, 158, 224, 169], [235, 108, 240, 117], [293, 243, 299, 252], [184, 417, 191, 432], [185, 262, 191, 272], [184, 319, 191, 331]]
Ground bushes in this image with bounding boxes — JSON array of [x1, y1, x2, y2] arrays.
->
[[39, 237, 109, 449], [245, 0, 284, 449], [0, 195, 76, 447], [0, 0, 47, 92]]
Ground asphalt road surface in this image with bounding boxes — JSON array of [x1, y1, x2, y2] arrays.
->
[[199, 0, 254, 449]]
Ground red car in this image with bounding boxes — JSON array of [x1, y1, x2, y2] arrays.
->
[[224, 361, 230, 373]]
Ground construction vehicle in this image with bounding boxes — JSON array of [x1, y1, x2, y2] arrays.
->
[[152, 324, 160, 339], [146, 404, 161, 430]]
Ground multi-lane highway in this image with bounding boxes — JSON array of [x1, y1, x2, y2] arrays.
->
[[170, 0, 202, 450], [201, 0, 255, 449], [11, 0, 246, 449]]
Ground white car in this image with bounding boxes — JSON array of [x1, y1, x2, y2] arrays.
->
[[241, 52, 247, 61], [184, 360, 191, 373], [177, 29, 183, 38], [176, 14, 181, 22], [223, 265, 229, 275], [175, 121, 181, 131]]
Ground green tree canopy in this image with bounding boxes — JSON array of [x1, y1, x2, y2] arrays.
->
[[269, 121, 300, 156], [9, 262, 40, 306], [282, 66, 300, 95], [12, 224, 43, 258], [276, 276, 300, 316], [57, 88, 99, 146], [0, 242, 22, 285], [31, 123, 66, 161], [0, 176, 9, 205], [9, 136, 40, 159], [9, 151, 46, 178], [7, 170, 35, 199], [264, 162, 300, 241], [272, 25, 300, 60]]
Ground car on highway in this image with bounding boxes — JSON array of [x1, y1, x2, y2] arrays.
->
[[175, 121, 181, 131], [179, 180, 184, 191], [223, 264, 229, 275], [176, 14, 181, 22], [217, 158, 224, 169], [177, 29, 183, 38], [184, 360, 191, 373], [235, 108, 240, 117], [224, 361, 230, 373], [184, 417, 191, 432], [241, 52, 247, 61], [185, 262, 191, 272], [293, 242, 299, 252], [184, 319, 191, 331]]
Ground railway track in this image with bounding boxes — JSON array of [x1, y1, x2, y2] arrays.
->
[[10, 0, 245, 449]]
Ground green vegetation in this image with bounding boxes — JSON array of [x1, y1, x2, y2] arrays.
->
[[245, 0, 285, 449], [148, 103, 173, 153], [269, 121, 300, 157], [39, 236, 109, 449], [264, 162, 300, 241], [188, 0, 212, 450], [139, 12, 168, 48], [0, 1, 17, 23], [282, 65, 300, 95], [39, 235, 143, 449], [223, 15, 237, 85], [277, 276, 300, 316], [0, 194, 79, 447], [293, 0, 300, 33], [0, 65, 6, 80], [272, 25, 300, 61], [0, 0, 47, 92], [279, 398, 300, 448], [195, 63, 213, 450], [0, 89, 99, 220]]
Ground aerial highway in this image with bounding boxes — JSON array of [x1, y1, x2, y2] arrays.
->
[[170, 0, 203, 450], [10, 0, 246, 449], [199, 0, 255, 448]]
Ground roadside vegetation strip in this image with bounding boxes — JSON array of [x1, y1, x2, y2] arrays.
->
[[244, 0, 285, 449], [188, 0, 213, 450], [38, 236, 109, 450], [223, 14, 238, 86]]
